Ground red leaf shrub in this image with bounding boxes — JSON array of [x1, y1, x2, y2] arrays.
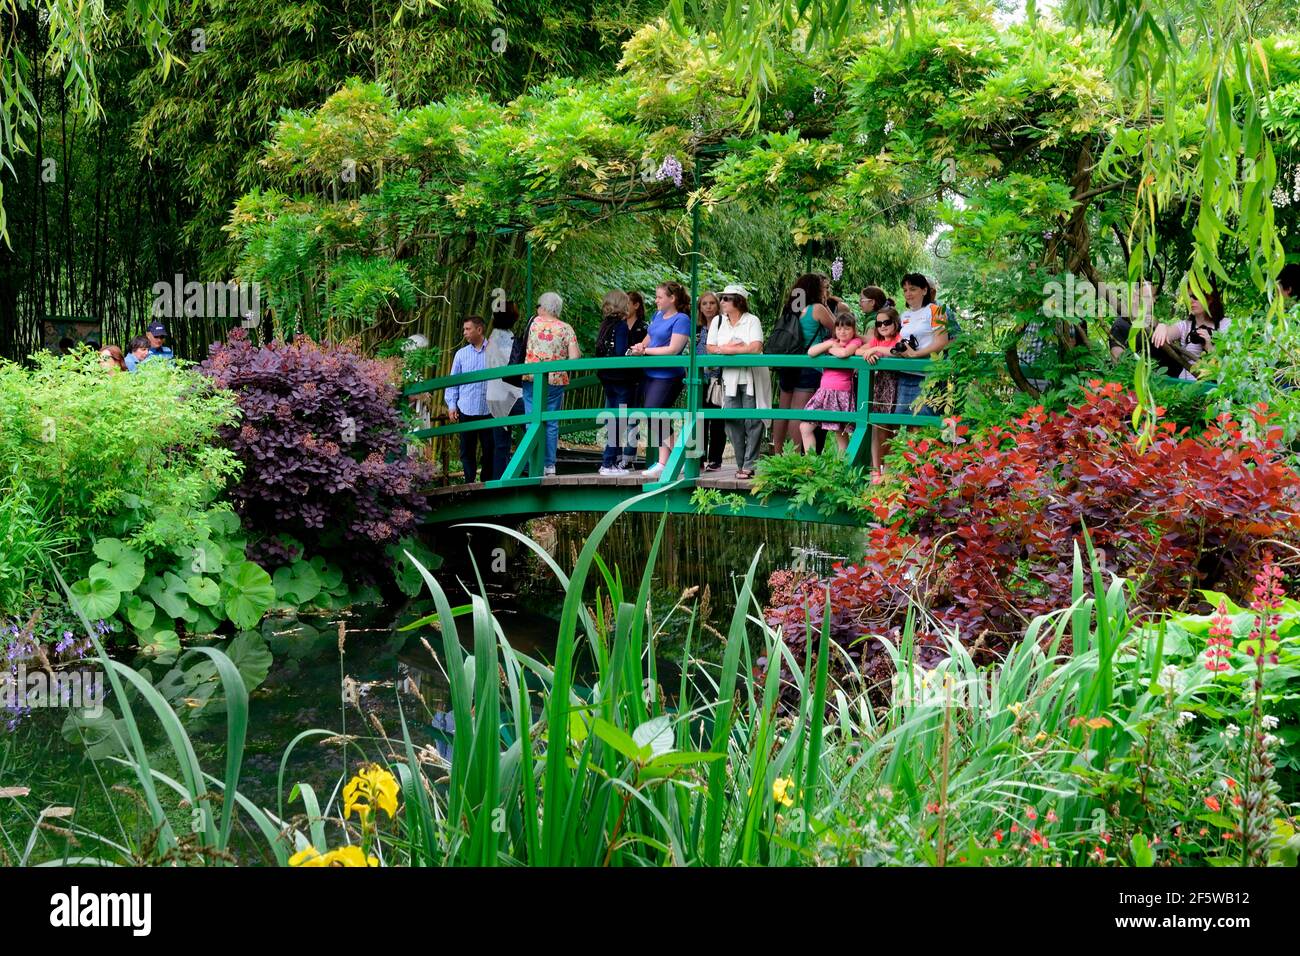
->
[[200, 330, 433, 568], [764, 383, 1300, 690]]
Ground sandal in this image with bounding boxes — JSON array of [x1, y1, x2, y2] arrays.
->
[[736, 469, 754, 480], [703, 462, 721, 472]]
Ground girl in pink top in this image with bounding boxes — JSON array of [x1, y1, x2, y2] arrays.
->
[[800, 311, 864, 454]]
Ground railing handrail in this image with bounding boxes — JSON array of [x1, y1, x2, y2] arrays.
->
[[404, 350, 1216, 493], [405, 353, 939, 395]]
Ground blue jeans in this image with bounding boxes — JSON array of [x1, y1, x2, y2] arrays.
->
[[523, 381, 565, 469], [895, 374, 939, 418], [601, 378, 642, 467]]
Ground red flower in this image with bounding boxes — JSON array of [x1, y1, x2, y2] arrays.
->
[[1025, 807, 1038, 822], [993, 829, 1004, 843], [1204, 795, 1221, 812]]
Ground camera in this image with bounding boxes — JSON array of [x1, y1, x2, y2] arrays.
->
[[890, 334, 920, 356], [1186, 326, 1213, 349]]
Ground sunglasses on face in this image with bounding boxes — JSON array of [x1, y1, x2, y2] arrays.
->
[[875, 321, 896, 330]]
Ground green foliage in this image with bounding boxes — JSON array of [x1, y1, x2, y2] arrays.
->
[[0, 471, 72, 612], [0, 0, 177, 242], [0, 351, 280, 650], [690, 488, 749, 514], [29, 507, 1298, 867], [752, 443, 875, 517], [1199, 306, 1300, 451], [0, 351, 240, 547]]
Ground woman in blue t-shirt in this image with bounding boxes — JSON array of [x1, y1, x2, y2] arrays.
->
[[627, 280, 692, 479]]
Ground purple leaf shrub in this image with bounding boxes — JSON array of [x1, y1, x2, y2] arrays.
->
[[201, 330, 433, 568]]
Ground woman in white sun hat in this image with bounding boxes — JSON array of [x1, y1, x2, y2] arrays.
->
[[706, 283, 770, 479]]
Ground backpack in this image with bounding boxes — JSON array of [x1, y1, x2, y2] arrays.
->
[[504, 315, 533, 387], [766, 307, 808, 355]]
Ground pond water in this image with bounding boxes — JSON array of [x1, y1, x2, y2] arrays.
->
[[1, 512, 864, 864]]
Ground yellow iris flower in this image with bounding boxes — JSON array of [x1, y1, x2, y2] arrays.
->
[[289, 845, 379, 867], [343, 764, 400, 825], [772, 776, 796, 808]]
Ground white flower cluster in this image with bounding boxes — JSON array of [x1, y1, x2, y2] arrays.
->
[[1270, 164, 1300, 207], [1156, 664, 1185, 695]]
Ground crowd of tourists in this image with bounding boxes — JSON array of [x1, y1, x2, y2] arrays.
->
[[93, 321, 175, 373], [444, 271, 954, 482], [443, 262, 1300, 484]]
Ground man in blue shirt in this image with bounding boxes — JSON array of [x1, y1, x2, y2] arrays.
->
[[126, 321, 175, 371], [445, 315, 494, 483]]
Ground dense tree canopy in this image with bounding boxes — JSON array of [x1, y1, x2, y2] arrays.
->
[[219, 10, 1300, 363]]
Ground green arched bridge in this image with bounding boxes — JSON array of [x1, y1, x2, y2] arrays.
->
[[405, 353, 942, 526]]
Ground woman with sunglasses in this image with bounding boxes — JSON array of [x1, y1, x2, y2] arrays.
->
[[856, 307, 903, 471]]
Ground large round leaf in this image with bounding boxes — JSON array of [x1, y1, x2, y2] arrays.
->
[[273, 561, 321, 606], [185, 575, 222, 607], [222, 561, 276, 629], [186, 632, 273, 696], [146, 572, 192, 620], [124, 595, 157, 632], [89, 538, 145, 592], [68, 576, 122, 619]]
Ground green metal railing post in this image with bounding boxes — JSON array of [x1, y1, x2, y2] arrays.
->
[[684, 194, 702, 480], [844, 363, 873, 469], [530, 370, 546, 478]]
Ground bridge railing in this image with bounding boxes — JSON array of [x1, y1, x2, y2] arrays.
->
[[404, 353, 944, 489]]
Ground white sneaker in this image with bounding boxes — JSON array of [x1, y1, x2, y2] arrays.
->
[[599, 466, 630, 477], [543, 466, 556, 477], [642, 464, 664, 481]]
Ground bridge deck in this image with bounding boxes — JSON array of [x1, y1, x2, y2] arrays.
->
[[426, 464, 753, 501]]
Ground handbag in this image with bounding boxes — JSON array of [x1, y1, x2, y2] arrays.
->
[[706, 377, 724, 406], [503, 315, 533, 387]]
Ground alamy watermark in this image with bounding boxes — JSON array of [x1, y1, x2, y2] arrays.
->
[[596, 406, 709, 458], [2, 664, 104, 718], [152, 274, 261, 327], [1041, 274, 1153, 322]]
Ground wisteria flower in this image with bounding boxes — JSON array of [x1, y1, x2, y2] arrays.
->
[[655, 155, 684, 188]]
